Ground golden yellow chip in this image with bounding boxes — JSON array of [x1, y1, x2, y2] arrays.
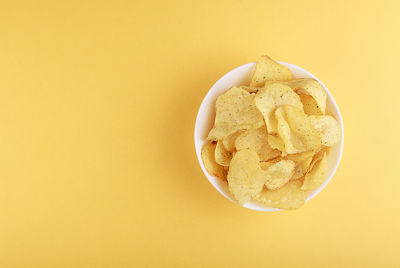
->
[[260, 161, 275, 170], [227, 149, 264, 205], [235, 126, 281, 161], [254, 180, 306, 210], [277, 78, 326, 115], [267, 134, 287, 156], [285, 151, 314, 180], [239, 85, 262, 94], [201, 142, 227, 180], [207, 87, 264, 141], [302, 152, 327, 191], [260, 157, 283, 170], [254, 83, 303, 134], [258, 160, 295, 190], [215, 140, 233, 166], [309, 115, 341, 147], [221, 131, 243, 152], [297, 157, 313, 179], [307, 148, 326, 172], [299, 94, 323, 116], [260, 162, 273, 170], [275, 106, 322, 154], [250, 55, 293, 87]]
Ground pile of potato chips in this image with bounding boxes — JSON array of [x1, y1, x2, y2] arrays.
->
[[201, 55, 341, 209]]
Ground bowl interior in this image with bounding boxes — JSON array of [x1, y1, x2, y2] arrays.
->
[[194, 62, 343, 211]]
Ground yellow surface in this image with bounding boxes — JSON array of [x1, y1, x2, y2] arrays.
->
[[0, 0, 399, 267]]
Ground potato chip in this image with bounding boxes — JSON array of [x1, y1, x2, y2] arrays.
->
[[275, 106, 322, 154], [227, 149, 264, 205], [222, 131, 243, 152], [215, 140, 233, 166], [259, 158, 282, 170], [250, 55, 293, 87], [299, 94, 323, 116], [260, 162, 273, 170], [207, 87, 264, 141], [201, 142, 227, 180], [276, 78, 326, 115], [307, 148, 326, 172], [302, 152, 327, 191], [295, 157, 313, 179], [235, 126, 281, 161], [275, 108, 295, 152], [239, 85, 262, 94], [254, 83, 303, 133], [285, 151, 314, 180], [254, 180, 306, 210], [258, 160, 295, 190], [309, 115, 341, 146], [267, 134, 287, 156], [285, 151, 314, 168]]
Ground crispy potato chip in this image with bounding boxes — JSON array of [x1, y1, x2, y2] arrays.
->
[[260, 162, 273, 170], [239, 85, 262, 94], [201, 142, 227, 180], [267, 134, 287, 156], [302, 152, 327, 191], [285, 151, 314, 168], [227, 149, 264, 205], [260, 158, 282, 170], [215, 140, 233, 166], [254, 180, 306, 210], [275, 106, 322, 154], [275, 108, 295, 152], [285, 151, 314, 180], [258, 160, 295, 190], [235, 126, 281, 161], [309, 115, 341, 146], [296, 157, 313, 179], [299, 94, 323, 116], [207, 87, 264, 141], [254, 83, 303, 133], [275, 78, 326, 115], [222, 131, 243, 152], [250, 55, 293, 87], [307, 148, 326, 172]]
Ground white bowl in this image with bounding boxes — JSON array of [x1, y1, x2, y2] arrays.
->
[[194, 61, 344, 211]]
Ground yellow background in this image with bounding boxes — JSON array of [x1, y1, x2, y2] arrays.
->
[[0, 0, 399, 267]]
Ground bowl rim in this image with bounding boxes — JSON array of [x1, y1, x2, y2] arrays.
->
[[194, 61, 344, 211]]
